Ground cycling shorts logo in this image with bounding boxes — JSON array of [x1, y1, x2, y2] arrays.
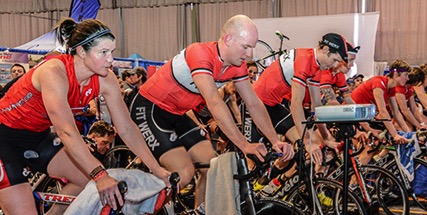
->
[[24, 150, 39, 159], [200, 128, 206, 137], [53, 137, 62, 146], [170, 132, 177, 142], [22, 167, 31, 177]]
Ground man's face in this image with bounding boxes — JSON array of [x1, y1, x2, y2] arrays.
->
[[11, 66, 25, 79], [319, 47, 342, 70], [128, 73, 141, 85], [354, 77, 364, 87], [93, 134, 115, 155], [347, 54, 356, 68], [332, 61, 349, 75]]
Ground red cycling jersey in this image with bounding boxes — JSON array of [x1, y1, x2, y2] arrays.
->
[[0, 54, 100, 132], [253, 48, 322, 106], [351, 76, 395, 111], [320, 69, 348, 92], [139, 42, 248, 115], [395, 85, 414, 101]]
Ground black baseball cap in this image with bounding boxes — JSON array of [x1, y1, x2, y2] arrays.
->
[[353, 73, 364, 79], [346, 77, 355, 85], [322, 33, 348, 63], [347, 42, 360, 55]]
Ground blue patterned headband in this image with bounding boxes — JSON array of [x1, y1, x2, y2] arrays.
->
[[70, 29, 111, 51]]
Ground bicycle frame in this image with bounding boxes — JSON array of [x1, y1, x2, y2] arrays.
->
[[33, 192, 75, 205], [326, 144, 373, 204]]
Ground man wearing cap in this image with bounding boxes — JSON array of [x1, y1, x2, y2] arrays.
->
[[319, 43, 382, 141], [353, 73, 364, 88], [320, 42, 360, 106], [346, 78, 356, 93], [124, 67, 148, 106], [246, 33, 347, 167]]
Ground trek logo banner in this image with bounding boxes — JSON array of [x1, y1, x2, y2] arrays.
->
[[69, 0, 101, 22]]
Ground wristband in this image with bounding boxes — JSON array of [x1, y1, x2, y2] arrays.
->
[[93, 170, 108, 181], [90, 165, 106, 179]]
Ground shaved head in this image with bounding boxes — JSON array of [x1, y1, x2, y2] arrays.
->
[[221, 14, 258, 40], [218, 14, 258, 66]]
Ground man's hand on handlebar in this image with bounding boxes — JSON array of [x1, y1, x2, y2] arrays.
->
[[242, 143, 267, 162], [304, 143, 323, 165], [393, 134, 408, 145], [271, 141, 294, 162], [151, 167, 172, 188], [96, 175, 124, 210]]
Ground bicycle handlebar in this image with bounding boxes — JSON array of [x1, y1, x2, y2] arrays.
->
[[246, 151, 282, 166], [275, 31, 290, 41]]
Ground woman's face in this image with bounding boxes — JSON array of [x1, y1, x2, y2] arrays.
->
[[395, 72, 409, 86], [247, 65, 258, 82], [83, 38, 116, 77]]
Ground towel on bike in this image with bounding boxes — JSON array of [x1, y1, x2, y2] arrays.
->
[[64, 168, 166, 215], [206, 152, 240, 215], [396, 131, 421, 182]]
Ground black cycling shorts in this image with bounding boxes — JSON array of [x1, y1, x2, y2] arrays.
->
[[129, 94, 207, 160], [242, 99, 310, 143], [0, 124, 63, 189]]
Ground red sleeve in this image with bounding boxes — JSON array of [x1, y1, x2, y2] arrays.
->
[[395, 85, 406, 94], [186, 43, 214, 76], [371, 78, 387, 92], [292, 54, 311, 87], [320, 70, 333, 89], [335, 72, 348, 92]]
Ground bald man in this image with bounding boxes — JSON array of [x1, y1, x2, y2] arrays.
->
[[129, 14, 293, 210]]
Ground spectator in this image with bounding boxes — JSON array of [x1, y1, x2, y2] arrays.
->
[[353, 73, 364, 88], [0, 64, 26, 99], [127, 67, 147, 89], [10, 63, 26, 79], [121, 70, 133, 94], [86, 120, 116, 161], [124, 67, 147, 107], [346, 77, 356, 93], [246, 60, 258, 83]]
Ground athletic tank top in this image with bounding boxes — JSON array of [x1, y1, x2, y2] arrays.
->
[[0, 54, 100, 132]]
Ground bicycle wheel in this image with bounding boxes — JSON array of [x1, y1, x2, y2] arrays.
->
[[284, 178, 367, 215], [350, 164, 409, 215], [253, 198, 304, 215], [383, 157, 427, 211], [35, 176, 63, 215], [411, 158, 427, 210], [253, 40, 275, 71], [103, 145, 148, 171]]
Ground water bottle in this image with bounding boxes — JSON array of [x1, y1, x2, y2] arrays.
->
[[260, 178, 281, 197], [383, 65, 390, 76]]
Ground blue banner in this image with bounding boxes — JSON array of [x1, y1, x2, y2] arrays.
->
[[69, 0, 101, 22]]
